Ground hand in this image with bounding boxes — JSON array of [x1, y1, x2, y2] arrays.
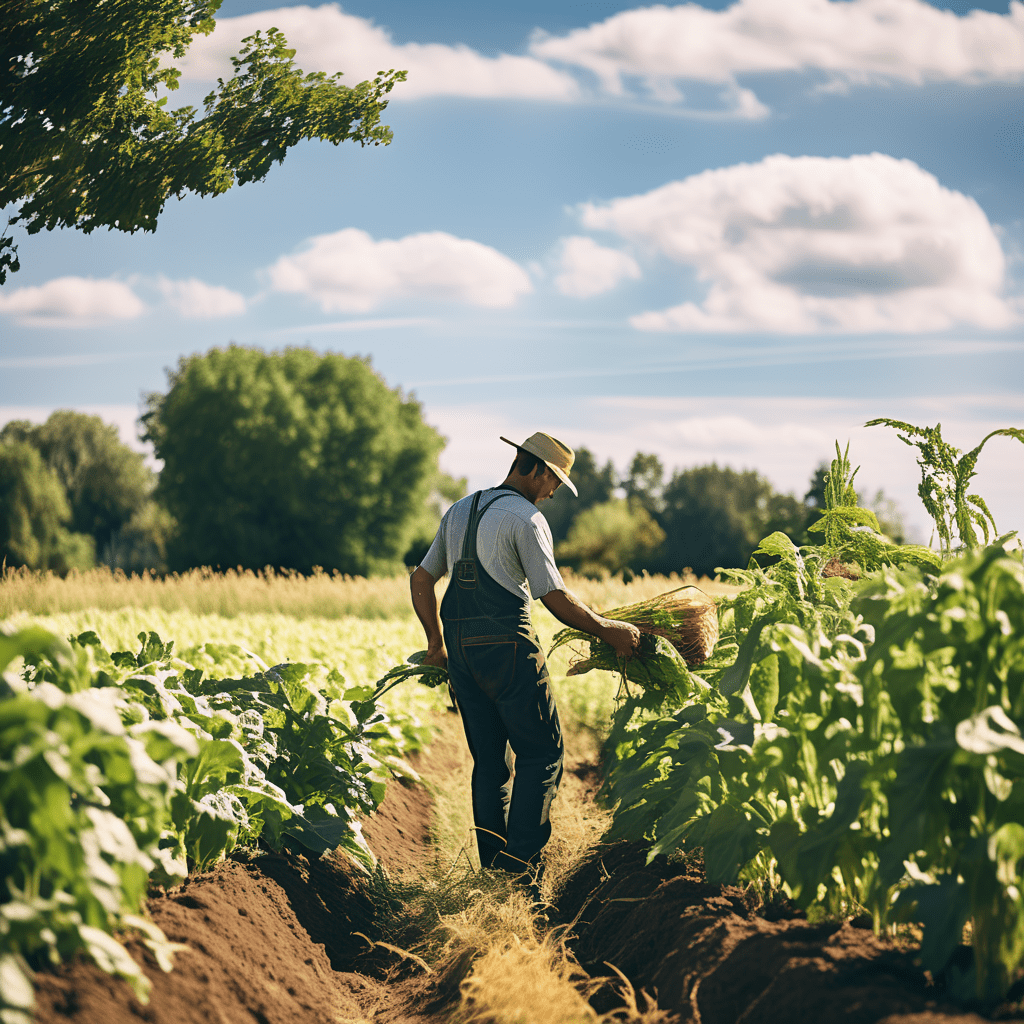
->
[[424, 644, 448, 670], [601, 620, 642, 660]]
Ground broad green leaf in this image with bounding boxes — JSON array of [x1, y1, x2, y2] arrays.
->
[[749, 653, 779, 723]]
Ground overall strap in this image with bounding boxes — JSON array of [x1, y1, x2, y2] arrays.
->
[[462, 492, 511, 563], [459, 491, 484, 561]]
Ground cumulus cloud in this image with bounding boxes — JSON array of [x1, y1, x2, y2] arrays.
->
[[158, 277, 246, 318], [554, 236, 642, 298], [0, 277, 146, 327], [580, 152, 1015, 334], [531, 0, 1024, 112], [268, 228, 533, 312], [178, 3, 578, 101]]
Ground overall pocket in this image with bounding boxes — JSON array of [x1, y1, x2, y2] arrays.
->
[[461, 635, 517, 700]]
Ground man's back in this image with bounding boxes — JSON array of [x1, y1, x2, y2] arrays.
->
[[419, 488, 564, 604]]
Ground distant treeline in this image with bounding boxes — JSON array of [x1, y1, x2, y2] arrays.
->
[[0, 345, 903, 580], [545, 450, 904, 579]]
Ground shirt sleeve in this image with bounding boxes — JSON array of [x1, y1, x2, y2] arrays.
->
[[419, 513, 449, 580], [515, 510, 565, 599]]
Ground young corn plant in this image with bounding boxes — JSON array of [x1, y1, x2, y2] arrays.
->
[[866, 419, 1024, 555]]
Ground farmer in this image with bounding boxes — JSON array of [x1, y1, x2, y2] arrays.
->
[[409, 431, 641, 881]]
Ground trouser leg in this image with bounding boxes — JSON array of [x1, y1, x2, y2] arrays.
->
[[495, 662, 563, 869], [448, 627, 563, 872], [449, 666, 514, 867]]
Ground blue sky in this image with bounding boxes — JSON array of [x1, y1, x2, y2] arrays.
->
[[2, 0, 1023, 543]]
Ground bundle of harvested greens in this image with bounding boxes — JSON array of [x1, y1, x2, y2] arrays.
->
[[549, 585, 719, 699]]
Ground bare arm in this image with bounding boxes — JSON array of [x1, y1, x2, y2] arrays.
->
[[540, 589, 641, 658], [409, 566, 447, 668]]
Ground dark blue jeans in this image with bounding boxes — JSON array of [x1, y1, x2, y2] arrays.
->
[[445, 624, 564, 871]]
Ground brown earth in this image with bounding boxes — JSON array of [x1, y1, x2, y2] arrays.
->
[[555, 841, 1024, 1024], [31, 711, 1024, 1024], [32, 724, 463, 1024]]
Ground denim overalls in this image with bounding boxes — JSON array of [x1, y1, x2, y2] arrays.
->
[[440, 488, 564, 873]]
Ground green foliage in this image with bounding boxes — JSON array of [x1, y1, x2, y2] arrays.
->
[[403, 471, 468, 568], [103, 500, 177, 575], [866, 418, 1024, 554], [2, 412, 154, 559], [805, 442, 939, 574], [623, 452, 665, 515], [142, 345, 446, 574], [542, 447, 618, 545], [1, 0, 405, 279], [1, 622, 425, 1020], [0, 628, 194, 1015], [555, 499, 666, 578], [0, 440, 95, 572], [599, 440, 1024, 1001], [648, 464, 808, 577]]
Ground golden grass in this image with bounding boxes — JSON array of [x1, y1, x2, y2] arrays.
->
[[0, 565, 417, 621], [0, 564, 738, 622], [447, 901, 671, 1024]]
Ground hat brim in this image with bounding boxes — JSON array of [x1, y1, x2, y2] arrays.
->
[[500, 436, 578, 497]]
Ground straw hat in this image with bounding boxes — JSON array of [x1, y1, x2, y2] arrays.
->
[[500, 432, 578, 496]]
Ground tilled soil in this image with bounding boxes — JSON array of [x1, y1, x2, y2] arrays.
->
[[32, 744, 455, 1024], [555, 842, 1024, 1024], [30, 713, 1024, 1024]]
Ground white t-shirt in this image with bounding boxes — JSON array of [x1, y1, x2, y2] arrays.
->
[[419, 488, 565, 603]]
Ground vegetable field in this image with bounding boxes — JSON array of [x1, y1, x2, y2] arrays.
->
[[2, 420, 1023, 1023]]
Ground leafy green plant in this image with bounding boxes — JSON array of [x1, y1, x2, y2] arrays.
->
[[1, 623, 422, 1021], [805, 441, 939, 574], [866, 419, 1024, 554], [1, 628, 194, 1021], [598, 437, 1024, 1002]]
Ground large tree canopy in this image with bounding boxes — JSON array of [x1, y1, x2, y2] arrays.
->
[[0, 0, 405, 280], [142, 346, 446, 574], [1, 411, 155, 557]]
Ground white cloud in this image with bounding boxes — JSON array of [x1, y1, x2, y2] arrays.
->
[[554, 236, 642, 298], [530, 0, 1024, 111], [0, 277, 145, 327], [177, 3, 578, 101], [580, 153, 1015, 334], [268, 228, 533, 313], [158, 277, 246, 318]]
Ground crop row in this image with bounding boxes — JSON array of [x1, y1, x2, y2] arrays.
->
[[585, 439, 1024, 1003], [0, 626, 428, 1022]]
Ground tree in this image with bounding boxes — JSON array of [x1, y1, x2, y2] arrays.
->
[[1, 412, 154, 561], [649, 464, 806, 577], [623, 452, 665, 515], [1, 412, 155, 558], [103, 501, 176, 574], [555, 499, 665, 578], [403, 470, 468, 568], [1, 1, 405, 280], [542, 447, 618, 545], [0, 440, 95, 571], [142, 345, 446, 574]]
